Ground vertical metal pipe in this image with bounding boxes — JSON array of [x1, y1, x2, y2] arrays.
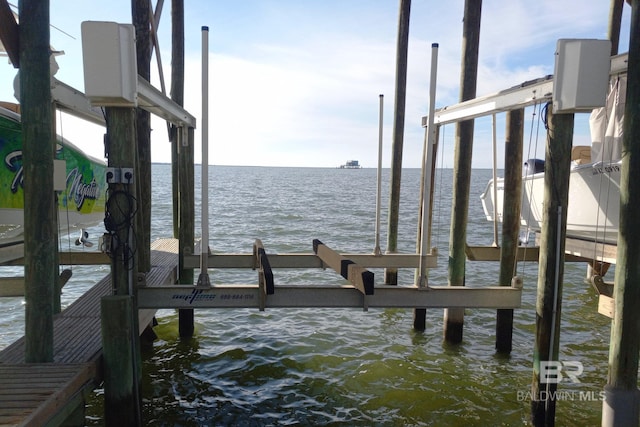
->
[[197, 26, 211, 286], [491, 114, 499, 246], [417, 43, 439, 287], [374, 94, 384, 256]]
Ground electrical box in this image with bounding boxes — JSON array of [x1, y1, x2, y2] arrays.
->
[[552, 39, 611, 113], [53, 159, 66, 191], [81, 21, 137, 107]]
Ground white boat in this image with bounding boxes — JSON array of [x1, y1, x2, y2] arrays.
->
[[480, 75, 626, 246], [0, 102, 107, 262], [481, 158, 621, 245]]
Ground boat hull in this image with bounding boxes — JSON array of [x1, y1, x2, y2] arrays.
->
[[0, 106, 106, 249], [481, 161, 621, 245]]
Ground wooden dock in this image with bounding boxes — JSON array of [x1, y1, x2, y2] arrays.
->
[[0, 238, 178, 426]]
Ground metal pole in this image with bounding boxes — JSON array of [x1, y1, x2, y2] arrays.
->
[[491, 113, 499, 246], [417, 43, 439, 287], [197, 26, 211, 286], [374, 94, 384, 256]]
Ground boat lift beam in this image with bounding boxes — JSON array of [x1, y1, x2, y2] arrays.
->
[[425, 53, 629, 126], [137, 76, 196, 128], [137, 283, 522, 310], [50, 75, 196, 129]]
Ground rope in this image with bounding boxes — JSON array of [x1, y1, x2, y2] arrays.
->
[[518, 101, 543, 280]]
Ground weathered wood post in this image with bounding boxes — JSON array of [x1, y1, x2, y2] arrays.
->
[[444, 0, 481, 344], [170, 0, 196, 337], [608, 0, 625, 56], [495, 109, 523, 354], [101, 295, 140, 426], [133, 0, 152, 273], [530, 104, 573, 426], [178, 125, 195, 337], [602, 1, 640, 424], [102, 106, 141, 423], [384, 0, 411, 285], [21, 0, 55, 363]]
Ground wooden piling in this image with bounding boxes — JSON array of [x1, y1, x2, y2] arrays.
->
[[608, 0, 625, 56], [133, 0, 152, 273], [170, 0, 184, 241], [169, 0, 195, 337], [105, 107, 138, 296], [21, 0, 55, 363], [101, 295, 141, 426], [384, 0, 411, 285], [179, 126, 195, 337], [602, 1, 640, 424], [530, 105, 573, 426], [444, 0, 481, 344], [495, 109, 523, 354]]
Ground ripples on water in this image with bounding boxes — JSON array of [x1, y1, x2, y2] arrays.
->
[[2, 165, 614, 425]]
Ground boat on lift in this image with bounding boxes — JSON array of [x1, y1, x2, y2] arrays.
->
[[480, 75, 625, 246], [0, 102, 107, 262]]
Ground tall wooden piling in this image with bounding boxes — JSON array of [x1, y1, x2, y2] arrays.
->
[[170, 0, 183, 240], [444, 0, 481, 344], [21, 0, 55, 363], [170, 0, 195, 337], [530, 105, 573, 426], [105, 108, 138, 296], [178, 126, 195, 337], [495, 109, 523, 354], [608, 0, 625, 56], [384, 0, 411, 285], [102, 106, 141, 422], [602, 1, 640, 424], [101, 295, 141, 426], [133, 0, 152, 273]]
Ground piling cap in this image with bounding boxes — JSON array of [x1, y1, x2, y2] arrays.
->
[[432, 43, 439, 48], [202, 26, 209, 31]]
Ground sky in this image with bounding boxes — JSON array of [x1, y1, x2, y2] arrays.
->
[[0, 1, 632, 168]]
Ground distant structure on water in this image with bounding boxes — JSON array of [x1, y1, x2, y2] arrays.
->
[[338, 160, 362, 169]]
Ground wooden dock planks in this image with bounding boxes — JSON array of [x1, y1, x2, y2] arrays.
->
[[0, 238, 179, 426], [0, 363, 95, 427]]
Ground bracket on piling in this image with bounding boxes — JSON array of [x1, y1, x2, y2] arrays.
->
[[312, 239, 374, 296]]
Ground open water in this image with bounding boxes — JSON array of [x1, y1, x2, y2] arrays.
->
[[0, 165, 614, 425]]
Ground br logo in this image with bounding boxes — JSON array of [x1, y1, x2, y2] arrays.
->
[[540, 361, 584, 384]]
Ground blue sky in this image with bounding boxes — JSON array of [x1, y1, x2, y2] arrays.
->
[[0, 1, 631, 168]]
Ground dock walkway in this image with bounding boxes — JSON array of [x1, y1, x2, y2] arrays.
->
[[0, 238, 178, 426]]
